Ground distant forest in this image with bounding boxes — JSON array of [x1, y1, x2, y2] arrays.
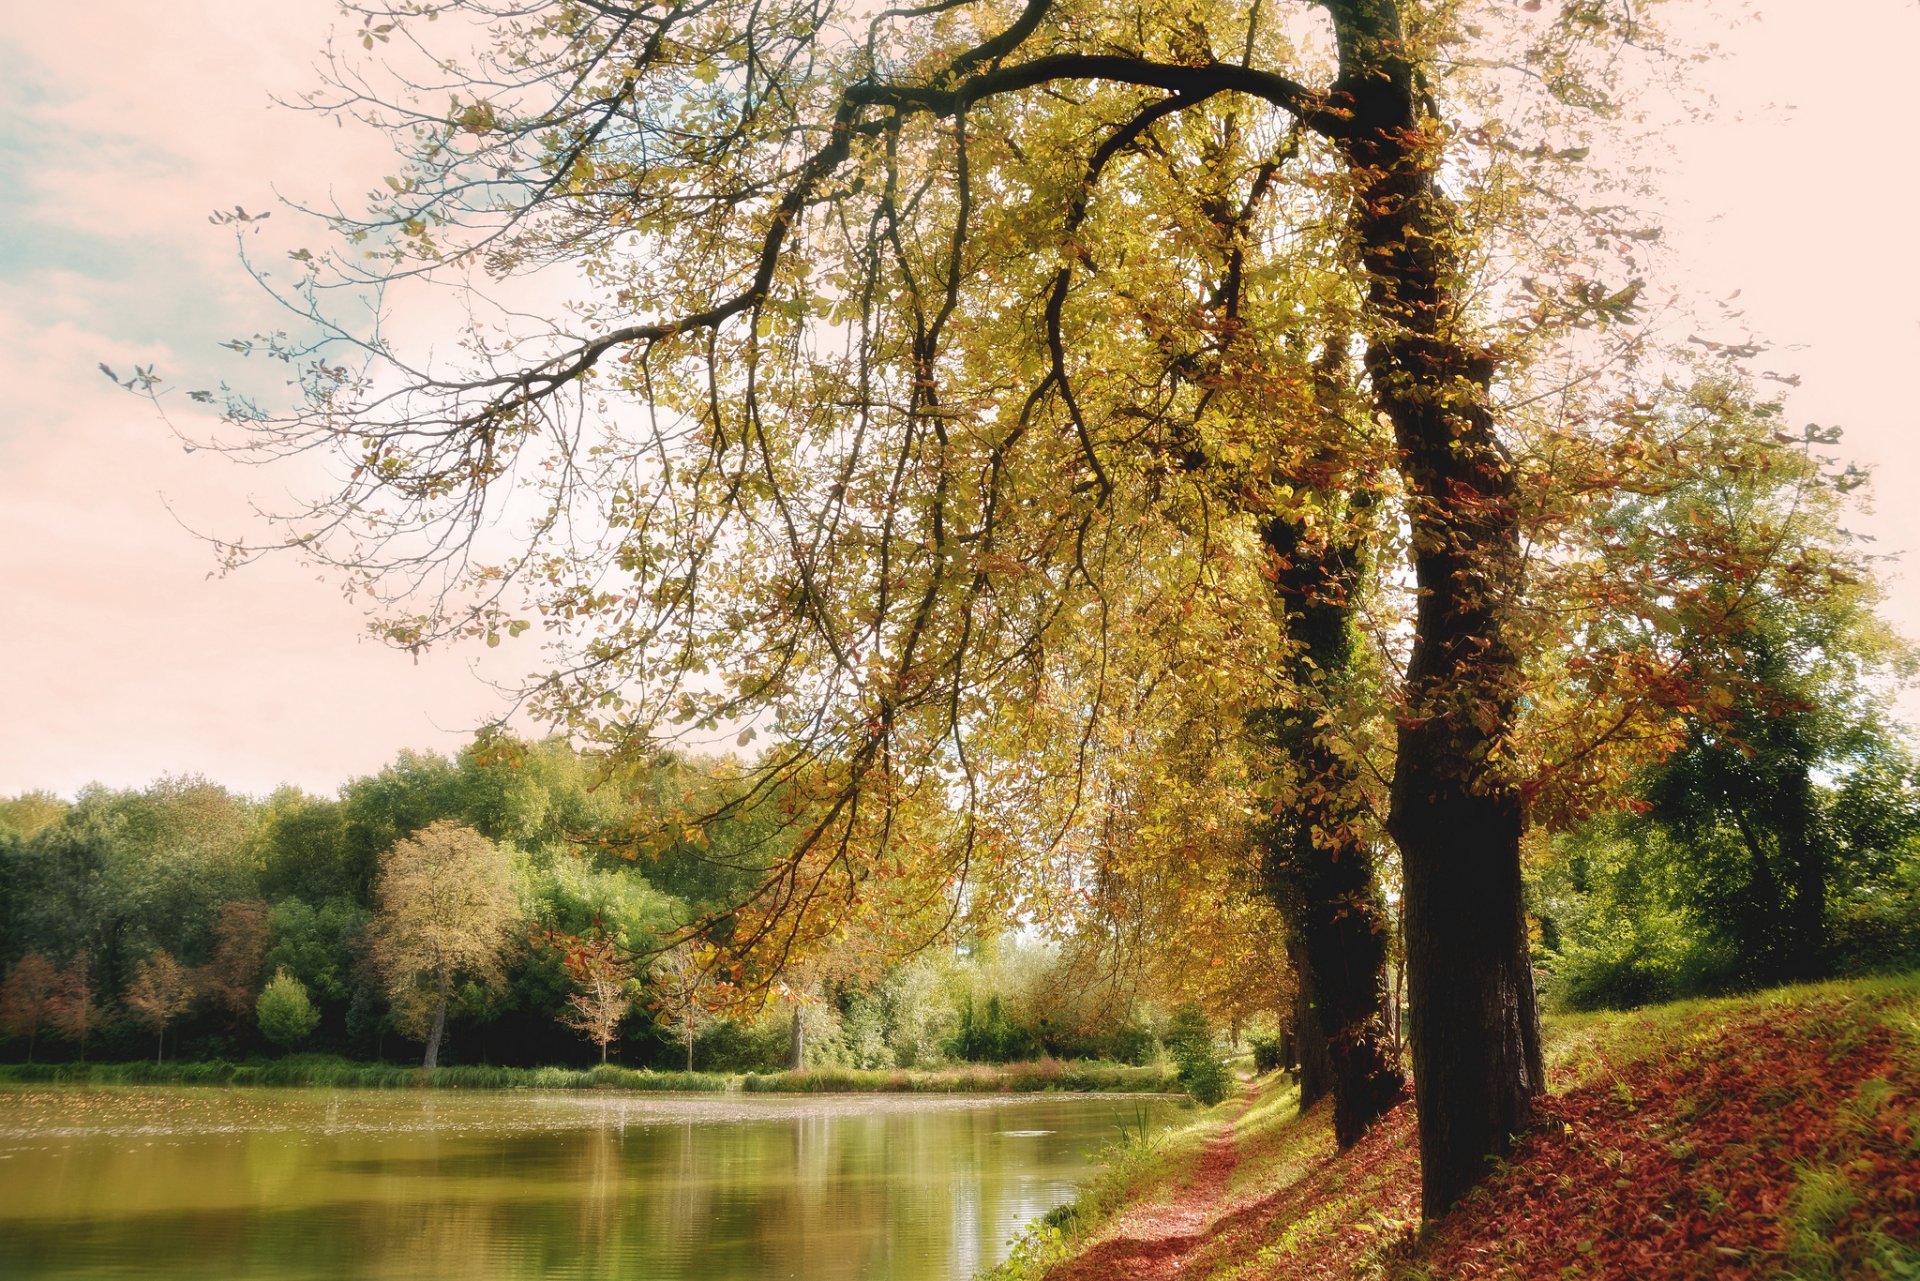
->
[[0, 740, 1191, 1071]]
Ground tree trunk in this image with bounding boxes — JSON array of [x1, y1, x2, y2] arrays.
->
[[686, 1007, 695, 1073], [1292, 947, 1334, 1109], [1730, 804, 1788, 980], [423, 983, 448, 1070], [155, 1025, 164, 1066], [1256, 500, 1406, 1147], [1779, 768, 1829, 980], [1322, 0, 1544, 1215], [789, 1004, 806, 1072]]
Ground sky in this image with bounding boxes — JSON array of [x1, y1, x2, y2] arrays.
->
[[2, 0, 1917, 799]]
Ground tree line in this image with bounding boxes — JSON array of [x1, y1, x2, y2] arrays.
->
[[0, 743, 1230, 1073]]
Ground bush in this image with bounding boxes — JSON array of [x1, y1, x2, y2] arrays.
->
[[257, 969, 321, 1049], [1105, 1021, 1156, 1066], [1164, 1004, 1232, 1105], [1833, 866, 1920, 975], [695, 1017, 788, 1073], [1179, 1054, 1232, 1106], [1249, 1035, 1284, 1074], [946, 993, 1042, 1064]]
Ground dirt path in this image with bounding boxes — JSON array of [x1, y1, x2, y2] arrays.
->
[[1048, 1094, 1251, 1281]]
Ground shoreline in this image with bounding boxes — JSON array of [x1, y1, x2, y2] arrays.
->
[[0, 1056, 1183, 1096]]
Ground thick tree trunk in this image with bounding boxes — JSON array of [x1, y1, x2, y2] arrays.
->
[[1730, 805, 1788, 979], [789, 1004, 806, 1072], [1322, 0, 1544, 1215], [1291, 943, 1333, 1109], [1257, 504, 1405, 1146], [1779, 771, 1829, 979]]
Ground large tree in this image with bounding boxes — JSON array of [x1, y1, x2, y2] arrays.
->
[[1535, 380, 1910, 998], [196, 898, 272, 1027], [49, 953, 104, 1062], [189, 0, 1668, 1211], [370, 820, 520, 1069]]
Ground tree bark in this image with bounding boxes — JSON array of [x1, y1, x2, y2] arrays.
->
[[1256, 502, 1405, 1146], [789, 1003, 806, 1072], [1291, 941, 1333, 1109], [1779, 767, 1829, 980], [1730, 804, 1787, 978], [1321, 0, 1545, 1215]]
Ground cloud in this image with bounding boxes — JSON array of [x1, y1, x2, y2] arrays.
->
[[0, 3, 534, 796]]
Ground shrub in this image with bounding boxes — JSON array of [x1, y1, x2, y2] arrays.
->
[[695, 1017, 788, 1073], [1105, 1021, 1156, 1066], [256, 969, 321, 1049], [1832, 866, 1920, 975], [1249, 1035, 1284, 1074], [1164, 1003, 1232, 1105], [946, 993, 1042, 1063]]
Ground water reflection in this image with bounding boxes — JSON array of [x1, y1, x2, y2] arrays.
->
[[0, 1088, 1171, 1281]]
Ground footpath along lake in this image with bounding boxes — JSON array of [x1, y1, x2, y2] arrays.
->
[[0, 1086, 1176, 1280]]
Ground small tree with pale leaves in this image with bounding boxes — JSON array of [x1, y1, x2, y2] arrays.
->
[[555, 933, 635, 1065], [651, 945, 712, 1074], [126, 951, 195, 1065]]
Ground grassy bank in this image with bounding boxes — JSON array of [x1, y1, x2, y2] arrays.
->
[[741, 1060, 1177, 1094], [991, 972, 1920, 1281], [0, 1054, 1179, 1095]]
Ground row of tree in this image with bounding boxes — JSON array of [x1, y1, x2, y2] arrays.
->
[[0, 746, 1238, 1073]]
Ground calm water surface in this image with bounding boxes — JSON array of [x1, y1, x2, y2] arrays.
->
[[0, 1086, 1174, 1280]]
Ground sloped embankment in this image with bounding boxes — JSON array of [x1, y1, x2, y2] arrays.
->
[[993, 974, 1920, 1281]]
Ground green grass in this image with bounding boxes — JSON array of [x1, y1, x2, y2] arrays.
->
[[739, 1059, 1178, 1094], [0, 1053, 1179, 1095], [0, 1055, 736, 1092]]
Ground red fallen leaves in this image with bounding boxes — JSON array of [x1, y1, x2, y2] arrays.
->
[[1206, 1100, 1424, 1281], [1066, 1089, 1425, 1281], [1050, 1098, 1254, 1281], [1046, 995, 1917, 1281], [1410, 999, 1916, 1280]]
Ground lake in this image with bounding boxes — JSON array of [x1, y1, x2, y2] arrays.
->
[[0, 1086, 1174, 1280]]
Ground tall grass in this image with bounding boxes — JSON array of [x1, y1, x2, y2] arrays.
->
[[0, 1056, 732, 1092], [0, 1055, 1179, 1095], [740, 1059, 1180, 1094]]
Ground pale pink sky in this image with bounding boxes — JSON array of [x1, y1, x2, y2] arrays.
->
[[2, 1, 1916, 797]]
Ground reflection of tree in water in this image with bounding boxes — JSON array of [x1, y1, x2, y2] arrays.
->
[[0, 1091, 1157, 1280], [568, 1120, 621, 1254]]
